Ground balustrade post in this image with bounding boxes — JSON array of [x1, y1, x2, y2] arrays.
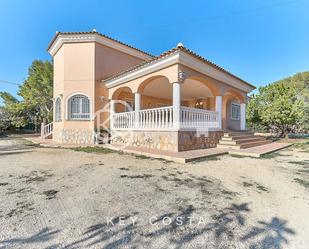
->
[[215, 96, 222, 129], [40, 123, 44, 138], [134, 93, 141, 129], [110, 100, 116, 129], [173, 82, 181, 130]]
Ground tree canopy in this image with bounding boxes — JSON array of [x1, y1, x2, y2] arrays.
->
[[0, 60, 53, 131], [247, 71, 309, 136]]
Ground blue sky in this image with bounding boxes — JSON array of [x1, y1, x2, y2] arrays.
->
[[0, 0, 308, 105]]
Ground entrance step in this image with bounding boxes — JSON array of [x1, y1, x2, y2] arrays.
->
[[223, 131, 254, 137], [220, 137, 266, 145], [229, 142, 291, 157], [217, 131, 271, 150], [221, 134, 257, 141], [217, 140, 271, 149]]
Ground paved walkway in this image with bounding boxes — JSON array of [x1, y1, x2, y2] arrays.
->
[[229, 142, 292, 157], [103, 144, 229, 163], [24, 135, 291, 162]]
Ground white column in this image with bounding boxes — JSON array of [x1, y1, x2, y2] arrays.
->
[[134, 93, 141, 128], [240, 103, 246, 131], [110, 100, 116, 129], [215, 96, 222, 129], [173, 82, 181, 129], [134, 93, 141, 111]]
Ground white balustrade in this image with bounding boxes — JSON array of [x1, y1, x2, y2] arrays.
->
[[180, 106, 219, 129], [112, 106, 173, 130], [41, 122, 53, 139], [111, 106, 219, 130]]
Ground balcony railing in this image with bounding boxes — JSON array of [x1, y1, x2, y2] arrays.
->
[[111, 106, 219, 130], [41, 122, 53, 139], [180, 106, 219, 129]]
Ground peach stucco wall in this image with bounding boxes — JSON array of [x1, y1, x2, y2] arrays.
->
[[94, 43, 144, 130], [53, 43, 96, 136], [53, 40, 147, 142]]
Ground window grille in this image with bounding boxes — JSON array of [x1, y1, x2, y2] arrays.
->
[[68, 94, 90, 120], [231, 103, 240, 121]]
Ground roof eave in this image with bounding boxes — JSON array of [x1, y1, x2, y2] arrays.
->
[[104, 50, 255, 93], [47, 31, 154, 61]]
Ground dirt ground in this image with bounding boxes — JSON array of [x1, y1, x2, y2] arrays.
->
[[0, 136, 308, 249]]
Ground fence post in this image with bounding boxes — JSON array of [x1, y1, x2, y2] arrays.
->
[[40, 123, 45, 138]]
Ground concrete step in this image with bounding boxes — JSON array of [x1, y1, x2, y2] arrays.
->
[[239, 140, 272, 149], [223, 132, 254, 137], [217, 140, 271, 150], [228, 142, 291, 158], [220, 137, 266, 145], [221, 135, 261, 141]]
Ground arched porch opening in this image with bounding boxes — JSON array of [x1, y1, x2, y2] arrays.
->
[[182, 77, 219, 111], [111, 86, 134, 113], [138, 75, 172, 109]]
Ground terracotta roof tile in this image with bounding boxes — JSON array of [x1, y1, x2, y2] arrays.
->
[[104, 45, 255, 89], [47, 31, 154, 58]]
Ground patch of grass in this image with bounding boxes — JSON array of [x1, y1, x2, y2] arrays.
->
[[6, 201, 34, 218], [118, 167, 130, 171], [134, 154, 151, 160], [155, 157, 172, 164], [20, 171, 54, 183], [242, 181, 269, 193], [230, 154, 256, 159], [191, 156, 221, 163], [288, 160, 309, 166], [221, 190, 237, 196], [134, 154, 172, 164], [243, 182, 254, 187], [71, 146, 115, 154], [156, 167, 167, 171], [256, 184, 269, 192], [42, 190, 59, 200], [294, 178, 309, 189], [297, 169, 309, 174], [260, 152, 282, 159], [6, 187, 32, 195], [292, 140, 309, 150], [25, 176, 51, 183], [120, 174, 153, 179], [299, 150, 309, 153]]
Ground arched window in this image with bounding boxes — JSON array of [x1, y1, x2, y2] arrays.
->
[[55, 97, 62, 122], [68, 94, 90, 120]]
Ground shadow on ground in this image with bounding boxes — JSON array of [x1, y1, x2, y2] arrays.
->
[[0, 203, 295, 249]]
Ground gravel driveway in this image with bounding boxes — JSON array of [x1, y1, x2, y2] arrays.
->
[[0, 136, 308, 248]]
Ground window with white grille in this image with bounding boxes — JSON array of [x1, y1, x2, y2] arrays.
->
[[55, 97, 62, 122], [68, 94, 90, 120], [231, 103, 240, 121]]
